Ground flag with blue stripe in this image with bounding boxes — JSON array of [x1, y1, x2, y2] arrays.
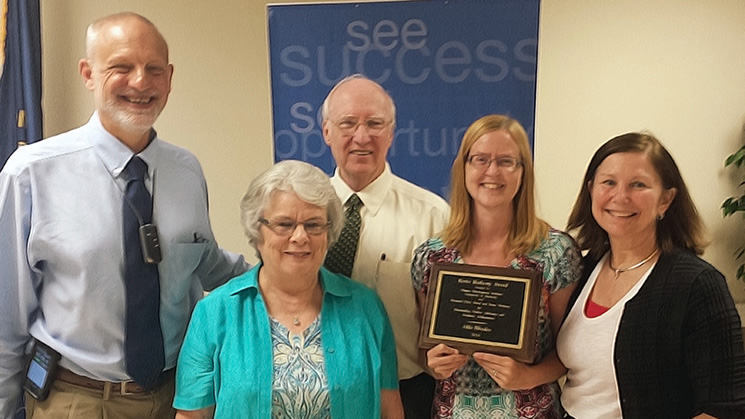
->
[[0, 0, 43, 170]]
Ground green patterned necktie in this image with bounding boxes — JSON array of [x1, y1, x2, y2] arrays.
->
[[324, 194, 363, 277]]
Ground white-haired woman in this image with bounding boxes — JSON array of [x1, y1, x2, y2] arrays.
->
[[173, 160, 403, 418]]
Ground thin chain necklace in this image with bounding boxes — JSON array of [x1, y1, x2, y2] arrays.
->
[[291, 288, 319, 326], [287, 301, 311, 326], [261, 276, 317, 327], [608, 248, 659, 279], [289, 297, 312, 326]]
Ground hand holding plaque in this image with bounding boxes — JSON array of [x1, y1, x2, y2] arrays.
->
[[418, 262, 542, 363]]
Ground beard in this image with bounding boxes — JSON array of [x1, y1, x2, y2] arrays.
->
[[98, 91, 165, 135]]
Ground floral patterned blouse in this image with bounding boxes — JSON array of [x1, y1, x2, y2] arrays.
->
[[411, 228, 582, 419], [270, 316, 331, 418]]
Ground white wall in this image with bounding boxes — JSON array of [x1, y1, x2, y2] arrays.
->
[[39, 1, 745, 317], [535, 0, 745, 313]]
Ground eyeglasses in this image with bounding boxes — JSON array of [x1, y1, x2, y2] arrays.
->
[[258, 218, 330, 236], [331, 117, 391, 136], [467, 155, 523, 172]]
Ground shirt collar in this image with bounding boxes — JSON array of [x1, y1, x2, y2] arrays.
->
[[330, 163, 393, 217], [227, 263, 353, 299], [85, 112, 160, 181]]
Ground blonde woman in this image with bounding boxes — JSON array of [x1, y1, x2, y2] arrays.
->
[[412, 115, 581, 418]]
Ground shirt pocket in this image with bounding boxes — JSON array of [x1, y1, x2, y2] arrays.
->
[[375, 260, 418, 318], [166, 242, 209, 274], [159, 242, 210, 297]]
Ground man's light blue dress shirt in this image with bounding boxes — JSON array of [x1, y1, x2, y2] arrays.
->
[[0, 113, 247, 417]]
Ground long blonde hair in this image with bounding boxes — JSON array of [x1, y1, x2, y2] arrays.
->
[[442, 115, 548, 255]]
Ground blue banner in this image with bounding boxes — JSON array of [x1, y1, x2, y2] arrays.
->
[[0, 0, 43, 170], [268, 0, 539, 198]]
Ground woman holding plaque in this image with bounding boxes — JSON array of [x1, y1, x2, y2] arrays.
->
[[557, 133, 745, 418], [411, 115, 582, 418]]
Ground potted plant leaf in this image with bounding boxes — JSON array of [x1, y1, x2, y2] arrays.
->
[[722, 142, 745, 282]]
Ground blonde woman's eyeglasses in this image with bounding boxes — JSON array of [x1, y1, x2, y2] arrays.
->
[[467, 155, 523, 172]]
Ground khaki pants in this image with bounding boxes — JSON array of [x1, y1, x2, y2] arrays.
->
[[25, 377, 176, 419]]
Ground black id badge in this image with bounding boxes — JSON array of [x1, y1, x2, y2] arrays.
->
[[139, 223, 162, 264]]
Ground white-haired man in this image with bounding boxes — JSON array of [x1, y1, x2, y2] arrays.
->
[[322, 74, 450, 419]]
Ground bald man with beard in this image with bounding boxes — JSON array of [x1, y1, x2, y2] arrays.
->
[[0, 13, 247, 418]]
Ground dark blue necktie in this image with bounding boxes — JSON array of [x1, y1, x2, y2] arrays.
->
[[122, 156, 164, 389]]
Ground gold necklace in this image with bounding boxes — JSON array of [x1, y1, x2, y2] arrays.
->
[[608, 248, 659, 279]]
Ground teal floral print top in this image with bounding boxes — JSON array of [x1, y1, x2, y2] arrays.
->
[[411, 228, 582, 419]]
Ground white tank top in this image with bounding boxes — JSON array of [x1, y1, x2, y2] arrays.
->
[[556, 253, 655, 419]]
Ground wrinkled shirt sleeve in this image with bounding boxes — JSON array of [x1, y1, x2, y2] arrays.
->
[[0, 168, 38, 418]]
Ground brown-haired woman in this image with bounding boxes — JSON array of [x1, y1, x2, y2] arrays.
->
[[557, 132, 745, 418]]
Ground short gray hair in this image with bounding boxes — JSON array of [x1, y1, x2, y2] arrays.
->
[[240, 160, 343, 257], [320, 74, 396, 123]]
